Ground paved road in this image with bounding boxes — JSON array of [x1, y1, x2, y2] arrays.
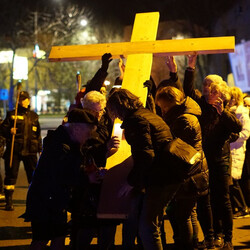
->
[[39, 116, 64, 138], [0, 117, 250, 249]]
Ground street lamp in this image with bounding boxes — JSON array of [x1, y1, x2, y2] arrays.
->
[[33, 11, 39, 113], [80, 19, 88, 27]]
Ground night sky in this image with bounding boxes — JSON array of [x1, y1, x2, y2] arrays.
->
[[72, 0, 237, 26], [2, 0, 236, 27]]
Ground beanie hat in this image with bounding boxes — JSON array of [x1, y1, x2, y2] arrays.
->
[[67, 108, 98, 125], [19, 91, 30, 100]]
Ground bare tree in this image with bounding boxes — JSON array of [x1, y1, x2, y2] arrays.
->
[[0, 1, 93, 110]]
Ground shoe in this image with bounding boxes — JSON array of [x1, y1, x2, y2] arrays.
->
[[197, 240, 208, 249], [198, 239, 215, 249], [193, 238, 200, 249], [214, 236, 224, 248], [205, 238, 215, 249], [233, 207, 250, 219], [221, 241, 234, 249], [4, 189, 14, 211]]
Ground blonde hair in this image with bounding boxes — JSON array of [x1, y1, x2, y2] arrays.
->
[[230, 86, 243, 106], [210, 80, 230, 102], [155, 86, 185, 106], [82, 91, 106, 110], [203, 74, 223, 86]]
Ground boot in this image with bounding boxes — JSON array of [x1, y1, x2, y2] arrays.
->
[[4, 189, 14, 211]]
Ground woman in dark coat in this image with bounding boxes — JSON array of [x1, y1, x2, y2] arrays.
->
[[156, 86, 208, 249], [183, 55, 242, 249], [106, 88, 178, 250]]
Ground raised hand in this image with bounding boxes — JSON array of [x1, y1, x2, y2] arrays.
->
[[143, 80, 153, 93], [165, 56, 177, 73], [187, 53, 197, 69], [101, 53, 113, 71], [212, 97, 224, 115]]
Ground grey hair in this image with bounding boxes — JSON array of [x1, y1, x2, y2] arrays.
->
[[81, 91, 106, 110]]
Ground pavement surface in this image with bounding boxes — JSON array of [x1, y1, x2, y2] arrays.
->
[[0, 117, 250, 249]]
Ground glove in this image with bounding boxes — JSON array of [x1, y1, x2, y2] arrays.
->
[[101, 53, 113, 71], [143, 80, 153, 94]]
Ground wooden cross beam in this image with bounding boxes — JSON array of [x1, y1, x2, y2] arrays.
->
[[48, 11, 235, 170], [49, 37, 235, 62]]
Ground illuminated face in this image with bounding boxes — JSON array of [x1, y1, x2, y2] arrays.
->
[[20, 98, 30, 108], [207, 88, 220, 105], [229, 96, 236, 107], [87, 103, 106, 121], [244, 97, 250, 110]]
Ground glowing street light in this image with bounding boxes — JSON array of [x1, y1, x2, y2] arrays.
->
[[80, 19, 88, 27], [104, 80, 110, 86]]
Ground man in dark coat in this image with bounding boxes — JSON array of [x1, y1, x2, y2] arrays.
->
[[0, 91, 42, 211], [22, 108, 98, 250]]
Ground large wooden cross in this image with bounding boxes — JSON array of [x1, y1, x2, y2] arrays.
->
[[49, 12, 235, 168]]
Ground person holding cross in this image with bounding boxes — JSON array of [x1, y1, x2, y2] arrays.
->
[[183, 54, 242, 250], [106, 88, 184, 250], [22, 108, 98, 250], [0, 91, 42, 211]]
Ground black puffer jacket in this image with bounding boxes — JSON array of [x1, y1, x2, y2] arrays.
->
[[0, 105, 42, 156], [162, 97, 210, 198], [121, 108, 173, 188], [163, 97, 202, 153]]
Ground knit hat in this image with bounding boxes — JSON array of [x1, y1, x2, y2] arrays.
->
[[67, 108, 98, 125], [19, 91, 30, 100]]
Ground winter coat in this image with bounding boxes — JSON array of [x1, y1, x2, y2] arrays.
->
[[163, 97, 202, 153], [121, 108, 173, 188], [230, 105, 250, 179], [183, 69, 242, 167], [0, 105, 42, 156], [86, 111, 113, 168], [23, 125, 87, 223], [162, 97, 209, 196]]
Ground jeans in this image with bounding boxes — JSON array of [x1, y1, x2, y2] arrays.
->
[[209, 164, 233, 242], [230, 178, 248, 212], [138, 183, 181, 250], [122, 190, 144, 249], [197, 192, 214, 241]]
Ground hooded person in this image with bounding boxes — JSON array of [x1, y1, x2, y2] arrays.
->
[[21, 108, 98, 250], [156, 86, 208, 249]]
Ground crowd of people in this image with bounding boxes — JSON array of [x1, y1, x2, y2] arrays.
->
[[0, 52, 249, 250]]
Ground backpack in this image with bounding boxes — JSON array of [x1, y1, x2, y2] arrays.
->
[[167, 137, 209, 198]]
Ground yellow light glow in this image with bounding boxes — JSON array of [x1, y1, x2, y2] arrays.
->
[[104, 80, 110, 86], [0, 51, 14, 63]]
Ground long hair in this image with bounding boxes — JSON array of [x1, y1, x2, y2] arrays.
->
[[107, 88, 143, 119], [230, 86, 243, 106]]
